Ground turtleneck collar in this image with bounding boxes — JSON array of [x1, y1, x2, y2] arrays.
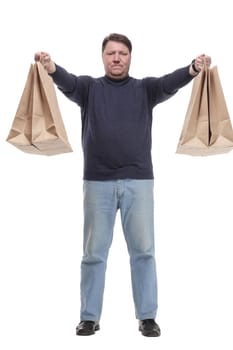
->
[[104, 75, 130, 85]]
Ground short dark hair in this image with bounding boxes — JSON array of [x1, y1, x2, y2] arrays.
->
[[102, 33, 132, 53]]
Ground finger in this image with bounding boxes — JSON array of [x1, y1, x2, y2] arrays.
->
[[34, 52, 42, 61]]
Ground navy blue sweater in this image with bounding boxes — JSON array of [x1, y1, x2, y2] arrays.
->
[[51, 64, 194, 180]]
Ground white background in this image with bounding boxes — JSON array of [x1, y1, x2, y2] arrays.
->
[[1, 0, 233, 349]]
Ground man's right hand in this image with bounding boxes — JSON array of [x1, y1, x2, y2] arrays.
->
[[34, 52, 56, 74]]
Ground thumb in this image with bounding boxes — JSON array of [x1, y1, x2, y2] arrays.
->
[[34, 52, 42, 62]]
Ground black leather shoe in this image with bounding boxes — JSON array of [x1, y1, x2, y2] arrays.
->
[[139, 319, 161, 337], [76, 321, 100, 336]]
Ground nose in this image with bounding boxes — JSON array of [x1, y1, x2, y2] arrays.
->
[[113, 53, 120, 62]]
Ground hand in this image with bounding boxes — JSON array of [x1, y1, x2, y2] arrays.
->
[[193, 54, 212, 71], [34, 51, 56, 74]]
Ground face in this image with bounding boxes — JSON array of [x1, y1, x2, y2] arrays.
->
[[102, 41, 131, 79]]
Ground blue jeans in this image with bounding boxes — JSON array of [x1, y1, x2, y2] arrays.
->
[[80, 179, 158, 321]]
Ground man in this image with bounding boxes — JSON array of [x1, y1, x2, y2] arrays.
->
[[35, 33, 211, 337]]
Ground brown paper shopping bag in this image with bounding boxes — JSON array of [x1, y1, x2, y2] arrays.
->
[[6, 62, 73, 155], [176, 66, 233, 156]]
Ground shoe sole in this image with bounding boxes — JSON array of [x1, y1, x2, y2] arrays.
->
[[139, 327, 161, 337]]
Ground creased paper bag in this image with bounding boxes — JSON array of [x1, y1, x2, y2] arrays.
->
[[176, 66, 233, 156], [6, 62, 73, 155]]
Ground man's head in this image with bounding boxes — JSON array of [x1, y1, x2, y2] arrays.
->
[[102, 33, 132, 79]]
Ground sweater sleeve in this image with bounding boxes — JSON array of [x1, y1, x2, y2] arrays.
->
[[143, 65, 194, 107], [49, 64, 92, 107]]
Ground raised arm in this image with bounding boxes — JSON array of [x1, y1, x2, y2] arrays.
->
[[144, 54, 212, 107]]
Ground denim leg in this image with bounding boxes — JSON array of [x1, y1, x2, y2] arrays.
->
[[80, 181, 117, 321], [120, 180, 158, 320]]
